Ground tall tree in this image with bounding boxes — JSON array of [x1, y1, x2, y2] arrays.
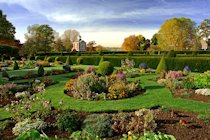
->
[[23, 24, 55, 56], [61, 29, 80, 52], [121, 35, 139, 51], [121, 34, 150, 51], [87, 41, 96, 51], [151, 33, 158, 45], [53, 38, 65, 52], [197, 19, 210, 42], [0, 10, 16, 42], [137, 34, 150, 50], [157, 17, 199, 50]]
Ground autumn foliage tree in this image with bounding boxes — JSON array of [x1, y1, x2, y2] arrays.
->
[[157, 17, 200, 51], [121, 35, 139, 51]]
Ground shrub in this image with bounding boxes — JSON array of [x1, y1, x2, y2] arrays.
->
[[57, 111, 82, 133], [47, 56, 54, 62], [63, 65, 71, 72], [127, 51, 133, 56], [65, 55, 72, 65], [183, 66, 191, 75], [70, 131, 100, 140], [112, 109, 156, 134], [1, 70, 9, 78], [36, 60, 50, 67], [13, 61, 19, 70], [167, 50, 176, 57], [37, 65, 44, 77], [165, 71, 183, 81], [139, 63, 147, 69], [82, 114, 114, 137], [77, 57, 83, 65], [54, 56, 60, 61], [69, 73, 107, 100], [76, 52, 81, 56], [15, 129, 48, 140], [156, 56, 167, 74], [12, 118, 46, 136], [98, 61, 114, 75], [99, 56, 104, 65], [84, 66, 96, 74]]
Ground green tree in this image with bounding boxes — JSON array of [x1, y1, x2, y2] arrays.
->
[[137, 34, 150, 50], [151, 33, 158, 45], [197, 19, 210, 42], [156, 56, 167, 74], [0, 10, 16, 41], [157, 17, 199, 50], [53, 38, 65, 52], [24, 24, 55, 56]]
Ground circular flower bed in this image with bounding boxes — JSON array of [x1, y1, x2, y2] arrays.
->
[[64, 72, 143, 100]]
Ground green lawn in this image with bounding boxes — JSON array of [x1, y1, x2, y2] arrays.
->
[[0, 67, 210, 120]]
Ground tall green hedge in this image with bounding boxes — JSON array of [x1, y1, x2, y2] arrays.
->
[[34, 55, 210, 72]]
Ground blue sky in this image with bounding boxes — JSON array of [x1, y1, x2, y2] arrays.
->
[[0, 0, 210, 47]]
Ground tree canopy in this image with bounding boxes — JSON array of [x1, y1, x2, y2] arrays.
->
[[21, 24, 55, 57], [157, 17, 199, 51], [121, 34, 150, 51], [0, 10, 16, 42], [197, 19, 210, 41]]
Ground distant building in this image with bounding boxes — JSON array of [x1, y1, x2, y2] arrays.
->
[[71, 36, 86, 52]]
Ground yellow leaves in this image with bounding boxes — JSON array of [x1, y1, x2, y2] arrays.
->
[[121, 35, 139, 51]]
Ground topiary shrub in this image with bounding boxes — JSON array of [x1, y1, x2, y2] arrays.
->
[[156, 57, 167, 74], [65, 56, 72, 65], [98, 61, 114, 76], [57, 111, 82, 133], [13, 61, 19, 70], [37, 65, 44, 77], [54, 56, 60, 62], [139, 63, 147, 69], [82, 114, 114, 137], [77, 57, 83, 65], [99, 56, 104, 65]]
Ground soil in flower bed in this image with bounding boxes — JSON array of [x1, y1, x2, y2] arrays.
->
[[173, 89, 210, 103], [154, 109, 210, 140], [0, 109, 209, 140], [0, 96, 17, 107]]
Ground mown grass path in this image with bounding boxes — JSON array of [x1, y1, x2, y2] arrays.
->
[[1, 73, 210, 120]]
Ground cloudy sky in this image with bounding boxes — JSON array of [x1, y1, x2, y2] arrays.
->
[[0, 0, 209, 47]]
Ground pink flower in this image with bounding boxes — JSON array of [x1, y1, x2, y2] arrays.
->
[[29, 105, 32, 109], [37, 86, 41, 92], [16, 101, 19, 105], [11, 103, 14, 107]]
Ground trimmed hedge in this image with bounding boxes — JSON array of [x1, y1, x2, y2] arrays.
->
[[34, 55, 210, 72]]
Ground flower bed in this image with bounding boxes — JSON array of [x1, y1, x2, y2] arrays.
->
[[64, 71, 143, 100]]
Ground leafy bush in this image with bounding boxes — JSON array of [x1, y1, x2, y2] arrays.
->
[[63, 65, 71, 72], [99, 56, 104, 65], [57, 111, 82, 133], [98, 61, 114, 75], [1, 70, 9, 78], [36, 60, 50, 67], [67, 73, 107, 100], [121, 131, 176, 140], [139, 63, 147, 69], [84, 66, 96, 74], [15, 129, 48, 140], [65, 55, 72, 65], [182, 76, 195, 89], [38, 65, 45, 77], [156, 56, 167, 74], [112, 109, 156, 134], [82, 114, 114, 137], [77, 57, 83, 65], [70, 131, 100, 140], [13, 61, 19, 70], [12, 118, 46, 136], [165, 71, 183, 81], [107, 81, 138, 99]]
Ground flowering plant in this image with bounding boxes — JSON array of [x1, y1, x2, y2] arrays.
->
[[121, 58, 138, 74], [5, 95, 51, 121]]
